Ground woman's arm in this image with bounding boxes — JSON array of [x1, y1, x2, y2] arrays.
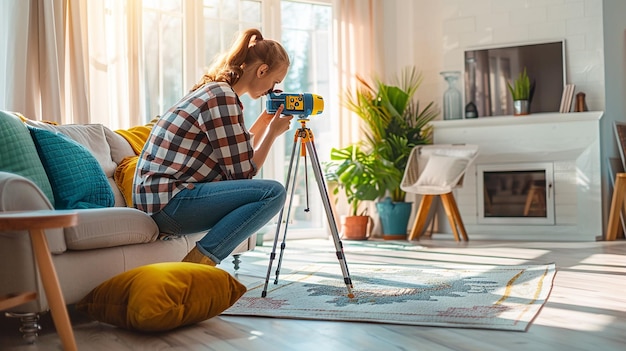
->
[[251, 105, 293, 169]]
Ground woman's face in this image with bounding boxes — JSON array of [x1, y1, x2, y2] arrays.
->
[[249, 63, 289, 99]]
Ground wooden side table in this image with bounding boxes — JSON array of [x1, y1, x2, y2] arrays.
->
[[0, 211, 78, 351]]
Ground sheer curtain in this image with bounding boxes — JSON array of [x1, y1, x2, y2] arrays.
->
[[2, 0, 382, 131], [332, 0, 384, 147], [1, 0, 66, 122], [1, 0, 144, 128]]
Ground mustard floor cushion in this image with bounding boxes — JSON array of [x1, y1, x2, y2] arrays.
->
[[76, 262, 247, 332]]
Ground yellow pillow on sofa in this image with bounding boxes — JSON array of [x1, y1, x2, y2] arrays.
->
[[75, 262, 247, 332], [115, 116, 159, 155], [114, 155, 139, 207]]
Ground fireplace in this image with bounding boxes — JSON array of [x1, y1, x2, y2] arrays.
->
[[477, 163, 554, 225], [429, 111, 603, 241]]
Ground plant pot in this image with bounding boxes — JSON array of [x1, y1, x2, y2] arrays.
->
[[513, 100, 530, 116], [376, 198, 413, 240], [340, 215, 371, 240]]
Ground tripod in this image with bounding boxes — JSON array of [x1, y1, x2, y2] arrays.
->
[[261, 118, 354, 298]]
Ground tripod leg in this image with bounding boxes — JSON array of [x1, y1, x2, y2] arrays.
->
[[261, 133, 301, 297], [305, 138, 354, 298], [273, 145, 302, 284]]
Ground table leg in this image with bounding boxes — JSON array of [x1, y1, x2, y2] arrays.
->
[[30, 228, 77, 351]]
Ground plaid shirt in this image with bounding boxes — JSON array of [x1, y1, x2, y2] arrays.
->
[[133, 82, 256, 214]]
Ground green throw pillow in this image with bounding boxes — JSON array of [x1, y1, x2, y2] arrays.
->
[[0, 111, 55, 205], [28, 126, 115, 209]]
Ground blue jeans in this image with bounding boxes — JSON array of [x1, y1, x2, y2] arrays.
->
[[151, 179, 285, 263]]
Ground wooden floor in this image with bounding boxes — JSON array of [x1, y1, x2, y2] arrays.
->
[[1, 237, 625, 351]]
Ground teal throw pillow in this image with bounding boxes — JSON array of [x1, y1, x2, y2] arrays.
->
[[28, 126, 115, 209], [0, 111, 55, 205]]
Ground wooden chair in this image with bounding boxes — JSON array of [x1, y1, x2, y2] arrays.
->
[[607, 173, 626, 241], [401, 144, 479, 241], [523, 180, 547, 216], [606, 122, 626, 241]]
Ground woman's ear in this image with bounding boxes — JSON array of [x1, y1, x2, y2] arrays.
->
[[256, 64, 269, 78]]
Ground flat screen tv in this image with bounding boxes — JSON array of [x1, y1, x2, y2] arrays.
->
[[464, 40, 566, 117]]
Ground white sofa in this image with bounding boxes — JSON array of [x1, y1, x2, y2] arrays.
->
[[0, 111, 255, 342]]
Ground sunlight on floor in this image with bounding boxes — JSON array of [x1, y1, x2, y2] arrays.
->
[[533, 306, 615, 331], [569, 264, 626, 273], [578, 253, 626, 266], [248, 330, 263, 340], [419, 247, 551, 262]]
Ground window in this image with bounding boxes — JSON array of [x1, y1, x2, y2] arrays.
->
[[277, 1, 335, 237], [141, 0, 336, 238], [142, 0, 184, 118]]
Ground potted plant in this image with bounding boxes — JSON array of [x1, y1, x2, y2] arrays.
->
[[506, 67, 534, 116], [324, 144, 390, 240], [344, 66, 439, 239]]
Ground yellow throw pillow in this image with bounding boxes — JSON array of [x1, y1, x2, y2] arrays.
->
[[115, 116, 159, 155], [75, 262, 247, 332], [114, 155, 139, 207]]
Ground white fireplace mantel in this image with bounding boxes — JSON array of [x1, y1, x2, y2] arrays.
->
[[430, 111, 603, 241]]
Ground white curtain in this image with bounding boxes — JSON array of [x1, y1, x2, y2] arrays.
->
[[332, 0, 384, 147], [1, 0, 65, 122], [2, 0, 381, 131], [1, 0, 144, 129], [330, 0, 385, 233]]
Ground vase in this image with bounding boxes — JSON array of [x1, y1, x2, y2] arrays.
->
[[376, 197, 413, 240], [513, 100, 530, 116], [340, 215, 371, 240], [440, 71, 463, 120]]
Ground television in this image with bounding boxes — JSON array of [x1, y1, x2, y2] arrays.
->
[[464, 40, 566, 117]]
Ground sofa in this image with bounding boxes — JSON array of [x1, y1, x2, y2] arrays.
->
[[0, 110, 255, 341]]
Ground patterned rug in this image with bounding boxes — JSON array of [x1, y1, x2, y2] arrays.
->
[[223, 262, 556, 331]]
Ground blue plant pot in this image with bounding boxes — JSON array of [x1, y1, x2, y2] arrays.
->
[[376, 197, 413, 240]]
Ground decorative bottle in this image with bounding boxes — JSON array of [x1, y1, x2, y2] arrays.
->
[[440, 71, 462, 120]]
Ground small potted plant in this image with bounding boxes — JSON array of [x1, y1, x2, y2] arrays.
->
[[507, 68, 533, 116], [324, 144, 389, 240]]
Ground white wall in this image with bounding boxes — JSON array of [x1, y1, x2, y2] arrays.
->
[[383, 0, 606, 114], [381, 0, 626, 235]]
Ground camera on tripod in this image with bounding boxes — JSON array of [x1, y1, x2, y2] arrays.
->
[[265, 91, 324, 118], [261, 90, 354, 299]]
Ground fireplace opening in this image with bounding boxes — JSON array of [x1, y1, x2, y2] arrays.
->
[[477, 163, 555, 225]]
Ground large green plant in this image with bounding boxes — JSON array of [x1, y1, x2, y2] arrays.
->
[[345, 66, 439, 202]]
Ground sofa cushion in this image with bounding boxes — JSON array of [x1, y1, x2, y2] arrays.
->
[[64, 207, 159, 250], [114, 117, 158, 155], [75, 262, 247, 332], [114, 156, 139, 207], [0, 111, 55, 205], [21, 120, 118, 179], [29, 127, 115, 209], [103, 127, 136, 165]]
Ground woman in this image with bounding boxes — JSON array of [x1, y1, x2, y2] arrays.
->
[[133, 28, 293, 266]]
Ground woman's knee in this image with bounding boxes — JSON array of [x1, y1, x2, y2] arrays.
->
[[262, 179, 286, 200]]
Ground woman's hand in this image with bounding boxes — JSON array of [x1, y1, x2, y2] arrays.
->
[[250, 104, 294, 170], [267, 104, 293, 137]]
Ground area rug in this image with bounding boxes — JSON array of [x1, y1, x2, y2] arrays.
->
[[223, 262, 556, 331]]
